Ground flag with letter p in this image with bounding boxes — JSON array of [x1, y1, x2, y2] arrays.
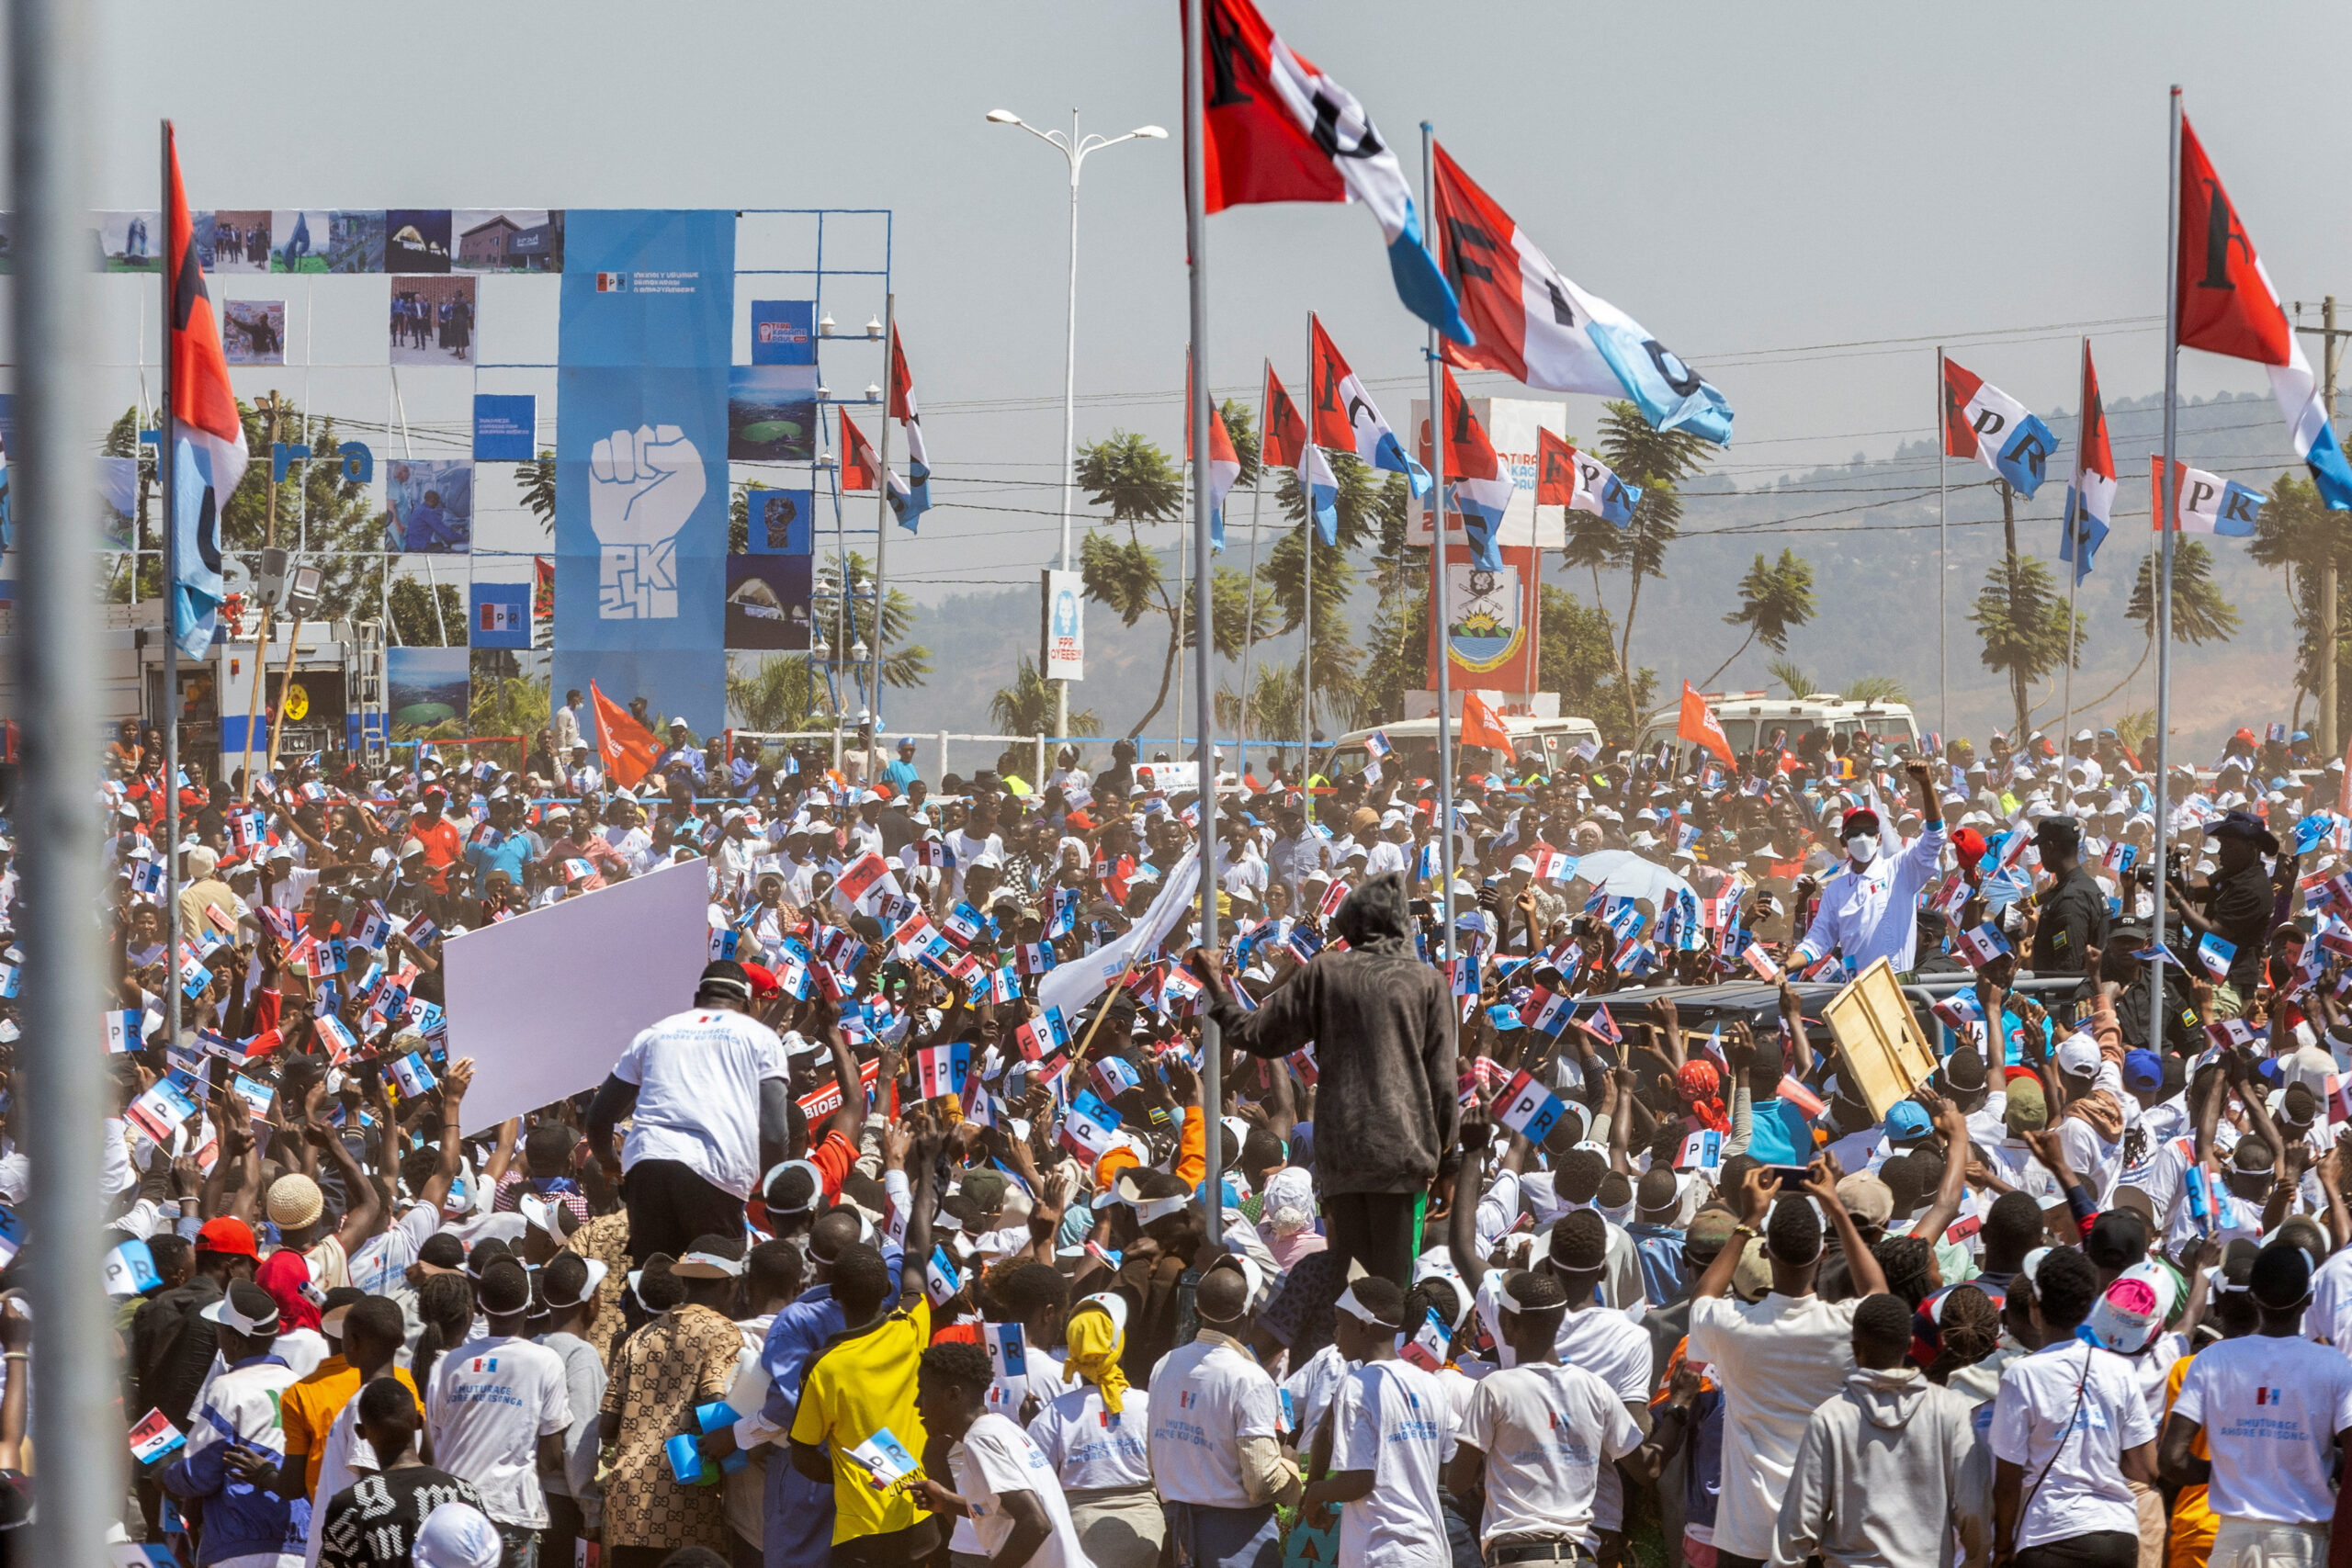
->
[[1941, 357, 2055, 499], [2151, 456, 2262, 536], [2060, 341, 2114, 582], [887, 323, 932, 530], [1496, 1068, 1566, 1142]]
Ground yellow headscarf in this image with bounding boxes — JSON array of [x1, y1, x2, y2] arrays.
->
[[1063, 1301, 1129, 1415]]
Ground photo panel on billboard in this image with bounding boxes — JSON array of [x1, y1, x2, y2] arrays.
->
[[326, 210, 385, 273], [383, 458, 474, 554], [727, 364, 818, 463], [390, 275, 477, 367], [268, 210, 333, 273], [455, 209, 562, 273], [222, 299, 286, 366], [385, 209, 451, 273], [96, 211, 161, 273], [741, 486, 813, 555], [725, 556, 812, 650], [749, 300, 815, 365], [469, 581, 532, 649], [209, 209, 272, 273], [386, 645, 470, 738]]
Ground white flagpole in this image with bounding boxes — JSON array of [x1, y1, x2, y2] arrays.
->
[[1302, 446, 1315, 798], [868, 292, 895, 778], [1423, 122, 1457, 982], [1181, 0, 1221, 1247], [1937, 346, 1949, 744], [2152, 86, 2182, 1028], [2062, 336, 2084, 748]]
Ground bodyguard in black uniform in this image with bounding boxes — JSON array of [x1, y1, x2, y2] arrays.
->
[[2028, 816, 2109, 976]]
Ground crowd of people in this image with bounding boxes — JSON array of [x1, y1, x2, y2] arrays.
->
[[41, 703, 2352, 1568]]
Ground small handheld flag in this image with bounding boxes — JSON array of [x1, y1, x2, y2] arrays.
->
[[1496, 1068, 1566, 1143]]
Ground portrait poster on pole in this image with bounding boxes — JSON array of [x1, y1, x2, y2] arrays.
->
[[1042, 569, 1084, 682]]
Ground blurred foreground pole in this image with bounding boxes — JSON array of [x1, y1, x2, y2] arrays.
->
[[13, 0, 116, 1562]]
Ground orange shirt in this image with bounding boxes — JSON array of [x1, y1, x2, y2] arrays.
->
[[409, 818, 465, 894], [280, 1359, 421, 1498]]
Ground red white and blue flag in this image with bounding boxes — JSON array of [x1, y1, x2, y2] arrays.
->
[[1534, 427, 1639, 527], [165, 126, 252, 660], [1431, 367, 1512, 571], [1194, 0, 1470, 344], [1185, 354, 1242, 552], [2151, 456, 2263, 536], [2177, 114, 2352, 510], [2060, 341, 2114, 582], [1941, 357, 2057, 499], [1430, 141, 1731, 446], [1309, 314, 1430, 495], [887, 323, 931, 531]]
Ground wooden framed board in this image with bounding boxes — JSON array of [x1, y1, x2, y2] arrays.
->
[[1820, 957, 1939, 1121]]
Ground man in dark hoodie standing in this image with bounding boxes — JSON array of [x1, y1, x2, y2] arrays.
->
[[1191, 870, 1454, 1288]]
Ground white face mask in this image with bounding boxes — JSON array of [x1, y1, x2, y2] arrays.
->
[[1846, 833, 1880, 864]]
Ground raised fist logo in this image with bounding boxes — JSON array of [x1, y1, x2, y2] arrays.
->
[[592, 423, 706, 620]]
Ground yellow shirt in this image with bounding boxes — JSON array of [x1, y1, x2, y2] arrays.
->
[[790, 1293, 933, 1543], [2164, 1350, 2216, 1568], [281, 1360, 420, 1498]]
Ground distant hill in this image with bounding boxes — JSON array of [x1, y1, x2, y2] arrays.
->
[[881, 389, 2312, 763]]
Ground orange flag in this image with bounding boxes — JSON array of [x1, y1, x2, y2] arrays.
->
[[589, 680, 662, 788], [1461, 690, 1512, 751], [1677, 681, 1735, 767]]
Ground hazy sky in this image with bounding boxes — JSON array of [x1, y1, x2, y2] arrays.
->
[[58, 1, 2352, 603]]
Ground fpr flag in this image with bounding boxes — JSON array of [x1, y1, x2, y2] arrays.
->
[[165, 126, 252, 660], [1261, 364, 1305, 469], [2177, 113, 2352, 510], [1430, 141, 1733, 446], [1534, 426, 1639, 526], [1308, 314, 1430, 495], [1941, 357, 2056, 499], [2060, 341, 2115, 584], [1183, 354, 1241, 551], [1430, 367, 1511, 571], [1193, 0, 1471, 344], [2150, 456, 2262, 536], [1678, 682, 1736, 768], [1461, 689, 1512, 751], [589, 680, 662, 787], [887, 324, 933, 530]]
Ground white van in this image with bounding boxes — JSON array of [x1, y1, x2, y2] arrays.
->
[[1329, 712, 1604, 784], [1634, 691, 1923, 771]]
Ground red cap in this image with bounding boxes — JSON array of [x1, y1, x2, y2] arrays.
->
[[2233, 728, 2257, 746], [1951, 827, 1988, 866], [196, 1216, 258, 1258], [740, 962, 781, 998], [1839, 807, 1880, 836]]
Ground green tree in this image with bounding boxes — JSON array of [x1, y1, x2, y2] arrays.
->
[[1217, 660, 1302, 755], [388, 576, 465, 647], [990, 654, 1100, 737], [2251, 471, 2352, 728], [812, 552, 931, 692], [1591, 400, 1715, 732], [468, 655, 550, 768], [1074, 430, 1189, 736], [727, 654, 827, 731], [1968, 483, 2083, 741], [1703, 549, 1816, 688], [516, 449, 555, 532]]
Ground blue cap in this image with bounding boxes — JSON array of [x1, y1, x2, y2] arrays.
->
[[1883, 1101, 1931, 1141], [2293, 731, 2312, 743], [2122, 1049, 2164, 1092]]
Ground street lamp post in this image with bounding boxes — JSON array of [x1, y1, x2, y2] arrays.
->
[[985, 107, 1165, 743]]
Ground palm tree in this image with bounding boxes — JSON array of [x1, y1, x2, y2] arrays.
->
[[990, 655, 1100, 738], [811, 552, 931, 692], [1596, 400, 1714, 733], [2251, 471, 2352, 722], [1842, 674, 1909, 704], [2075, 542, 2241, 714], [1968, 482, 2082, 740], [1703, 548, 1816, 688], [1767, 658, 1820, 700], [469, 671, 551, 769], [727, 654, 826, 731]]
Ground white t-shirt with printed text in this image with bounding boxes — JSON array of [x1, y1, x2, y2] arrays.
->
[[2173, 1333, 2352, 1524], [1462, 1360, 1642, 1549], [1329, 1358, 1455, 1568]]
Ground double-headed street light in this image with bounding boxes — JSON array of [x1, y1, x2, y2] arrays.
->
[[985, 107, 1166, 739]]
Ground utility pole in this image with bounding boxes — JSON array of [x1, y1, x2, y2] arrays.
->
[[2297, 296, 2346, 755]]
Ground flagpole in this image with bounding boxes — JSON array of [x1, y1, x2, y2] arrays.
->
[[1238, 359, 1266, 780], [2152, 85, 2181, 1032], [868, 291, 895, 779], [1937, 346, 1948, 743], [1302, 438, 1315, 799], [162, 124, 183, 1060], [11, 0, 109, 1540], [1423, 121, 1458, 984], [2062, 335, 2084, 750], [1181, 0, 1222, 1248]]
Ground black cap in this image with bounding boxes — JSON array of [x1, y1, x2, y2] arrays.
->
[[1937, 1046, 1987, 1096], [2033, 816, 2080, 852], [2251, 1240, 2315, 1311], [2209, 809, 2280, 855], [2084, 1209, 2149, 1270]]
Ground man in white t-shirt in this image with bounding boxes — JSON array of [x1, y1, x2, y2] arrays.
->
[[1147, 1267, 1299, 1567], [1687, 1162, 1888, 1568], [1301, 1277, 1454, 1568], [945, 800, 1004, 903], [1989, 1247, 2158, 1567], [1451, 1267, 1653, 1558], [912, 1340, 1092, 1568], [424, 1258, 572, 1566], [1544, 1209, 1657, 1549], [2163, 1241, 2352, 1567], [586, 960, 791, 1261]]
